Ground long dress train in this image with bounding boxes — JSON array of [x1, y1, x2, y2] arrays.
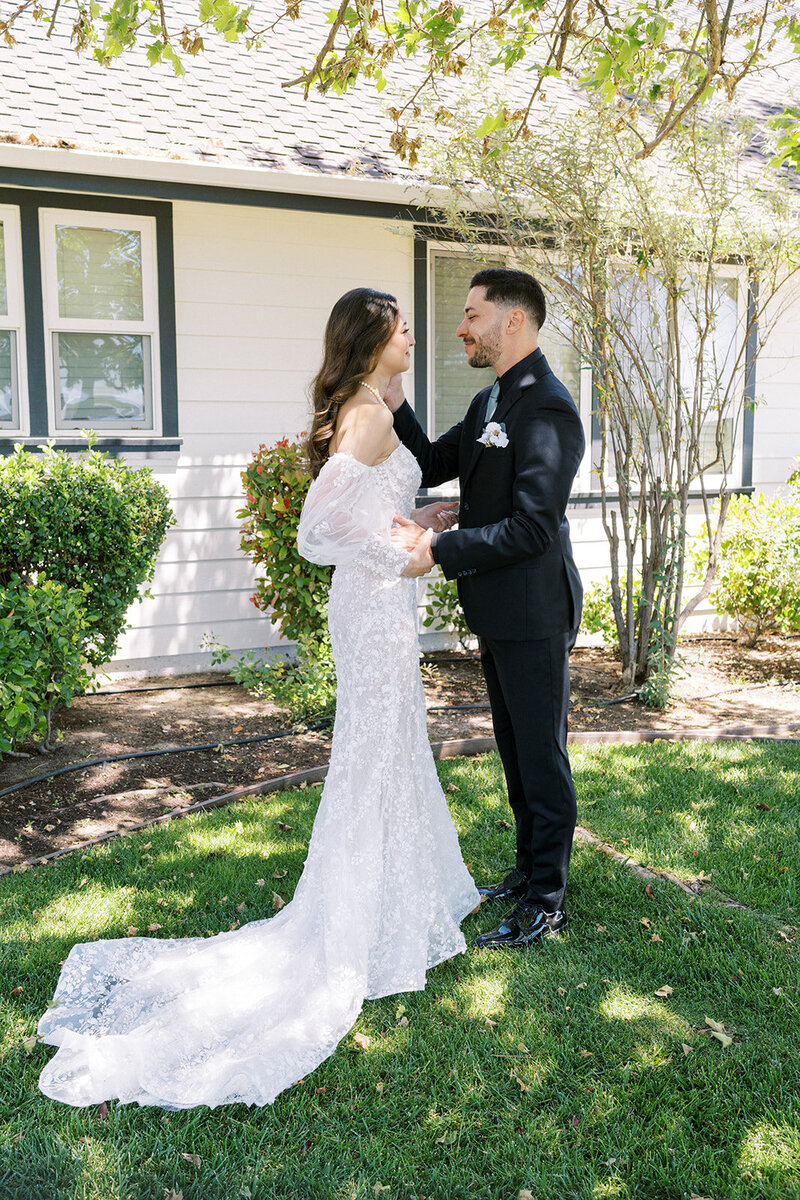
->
[[37, 443, 480, 1109]]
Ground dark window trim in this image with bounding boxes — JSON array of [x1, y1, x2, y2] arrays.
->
[[415, 231, 758, 503], [0, 185, 179, 454]]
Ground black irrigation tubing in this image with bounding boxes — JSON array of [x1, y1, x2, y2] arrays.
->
[[0, 723, 333, 802]]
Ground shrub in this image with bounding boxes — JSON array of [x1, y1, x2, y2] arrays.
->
[[0, 574, 91, 754], [580, 575, 644, 654], [695, 490, 800, 646], [204, 632, 337, 724], [0, 441, 175, 666], [238, 437, 332, 646], [422, 571, 477, 656]]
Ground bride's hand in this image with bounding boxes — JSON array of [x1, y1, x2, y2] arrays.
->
[[390, 514, 428, 551], [412, 502, 459, 532]]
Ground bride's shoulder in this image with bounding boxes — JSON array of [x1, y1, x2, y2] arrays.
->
[[330, 399, 393, 464]]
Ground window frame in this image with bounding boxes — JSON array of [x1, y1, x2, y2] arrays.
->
[[0, 186, 178, 457], [0, 204, 28, 435], [425, 240, 595, 494], [590, 260, 749, 494], [39, 208, 162, 436]]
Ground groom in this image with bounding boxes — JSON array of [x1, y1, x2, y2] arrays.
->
[[388, 267, 585, 948]]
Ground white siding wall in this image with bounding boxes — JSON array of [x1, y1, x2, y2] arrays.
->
[[110, 201, 415, 672], [109, 199, 799, 672]]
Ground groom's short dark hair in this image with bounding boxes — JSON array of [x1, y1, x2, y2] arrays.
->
[[470, 267, 546, 331]]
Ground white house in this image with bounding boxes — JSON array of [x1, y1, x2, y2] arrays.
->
[[1, 18, 798, 674]]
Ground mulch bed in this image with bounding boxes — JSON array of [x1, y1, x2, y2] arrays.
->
[[1, 636, 799, 871]]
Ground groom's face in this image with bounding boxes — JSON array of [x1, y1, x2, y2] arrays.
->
[[456, 286, 505, 369]]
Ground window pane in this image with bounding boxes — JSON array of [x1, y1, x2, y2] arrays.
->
[[56, 225, 144, 321], [54, 332, 151, 425], [433, 255, 503, 438], [432, 254, 582, 438], [0, 330, 17, 424], [0, 222, 7, 317]]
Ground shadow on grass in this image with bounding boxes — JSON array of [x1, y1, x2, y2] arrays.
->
[[0, 752, 798, 1200]]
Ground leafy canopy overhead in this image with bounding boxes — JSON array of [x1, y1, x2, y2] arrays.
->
[[2, 1, 798, 165]]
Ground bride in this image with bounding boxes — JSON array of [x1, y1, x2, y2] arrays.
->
[[37, 287, 480, 1110]]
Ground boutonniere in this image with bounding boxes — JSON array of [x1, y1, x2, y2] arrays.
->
[[477, 421, 509, 448]]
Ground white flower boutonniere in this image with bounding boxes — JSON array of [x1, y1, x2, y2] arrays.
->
[[477, 421, 509, 448]]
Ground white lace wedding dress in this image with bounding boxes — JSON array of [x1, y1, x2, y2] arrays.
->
[[37, 443, 480, 1109]]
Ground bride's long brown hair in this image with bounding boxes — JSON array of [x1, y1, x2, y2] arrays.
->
[[307, 288, 400, 478]]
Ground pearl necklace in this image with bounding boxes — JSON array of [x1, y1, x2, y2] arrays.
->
[[359, 381, 385, 406]]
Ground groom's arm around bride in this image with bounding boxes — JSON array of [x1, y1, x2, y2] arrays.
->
[[387, 267, 585, 949]]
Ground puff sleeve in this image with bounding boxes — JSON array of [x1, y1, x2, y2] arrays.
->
[[297, 452, 410, 580]]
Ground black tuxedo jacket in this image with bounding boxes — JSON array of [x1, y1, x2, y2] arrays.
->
[[394, 348, 585, 641]]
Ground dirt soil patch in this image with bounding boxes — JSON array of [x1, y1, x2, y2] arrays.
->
[[2, 635, 799, 871]]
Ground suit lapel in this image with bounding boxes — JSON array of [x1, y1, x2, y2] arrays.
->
[[460, 352, 553, 490], [461, 386, 493, 487]]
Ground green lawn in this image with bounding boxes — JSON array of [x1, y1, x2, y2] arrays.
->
[[0, 744, 798, 1200]]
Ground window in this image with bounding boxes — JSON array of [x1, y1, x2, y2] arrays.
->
[[428, 247, 587, 462], [40, 210, 160, 433], [0, 206, 26, 433], [599, 267, 745, 486]]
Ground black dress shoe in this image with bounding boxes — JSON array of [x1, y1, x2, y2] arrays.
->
[[474, 902, 568, 949], [476, 867, 529, 902]]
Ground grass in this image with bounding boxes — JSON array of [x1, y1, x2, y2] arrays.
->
[[0, 744, 797, 1200]]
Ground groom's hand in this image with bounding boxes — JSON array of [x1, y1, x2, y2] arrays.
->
[[391, 515, 435, 577], [384, 374, 406, 412]]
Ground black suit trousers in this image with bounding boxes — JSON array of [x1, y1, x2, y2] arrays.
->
[[479, 628, 578, 912]]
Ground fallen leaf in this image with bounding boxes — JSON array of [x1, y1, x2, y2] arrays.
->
[[704, 1015, 726, 1033], [640, 917, 651, 928], [22, 1036, 39, 1054], [447, 783, 459, 792], [277, 822, 292, 832], [495, 819, 512, 829], [147, 923, 162, 932], [654, 985, 674, 998], [580, 1050, 593, 1058], [126, 927, 139, 937], [645, 884, 654, 898], [397, 1016, 409, 1027], [709, 1029, 733, 1047], [354, 1032, 370, 1050], [755, 802, 771, 811], [690, 1194, 713, 1199], [577, 982, 587, 990], [373, 1183, 391, 1196], [12, 863, 30, 874], [484, 1016, 498, 1028], [181, 1153, 202, 1167], [682, 1043, 693, 1056], [233, 726, 243, 733], [557, 987, 567, 996], [255, 879, 265, 887], [520, 1192, 535, 1200], [272, 892, 286, 911], [10, 986, 22, 997], [435, 1130, 458, 1145], [163, 1190, 183, 1200], [596, 924, 608, 932], [773, 987, 784, 996], [511, 1071, 530, 1093], [273, 868, 288, 879], [237, 902, 246, 911], [375, 1082, 385, 1094], [653, 808, 662, 814], [651, 933, 663, 943], [316, 1087, 327, 1095], [778, 930, 792, 942], [97, 1101, 108, 1119], [140, 843, 152, 852]]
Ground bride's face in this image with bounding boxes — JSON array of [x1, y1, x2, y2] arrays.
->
[[378, 312, 415, 375]]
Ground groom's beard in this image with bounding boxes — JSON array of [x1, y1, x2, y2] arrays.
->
[[463, 320, 504, 369]]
